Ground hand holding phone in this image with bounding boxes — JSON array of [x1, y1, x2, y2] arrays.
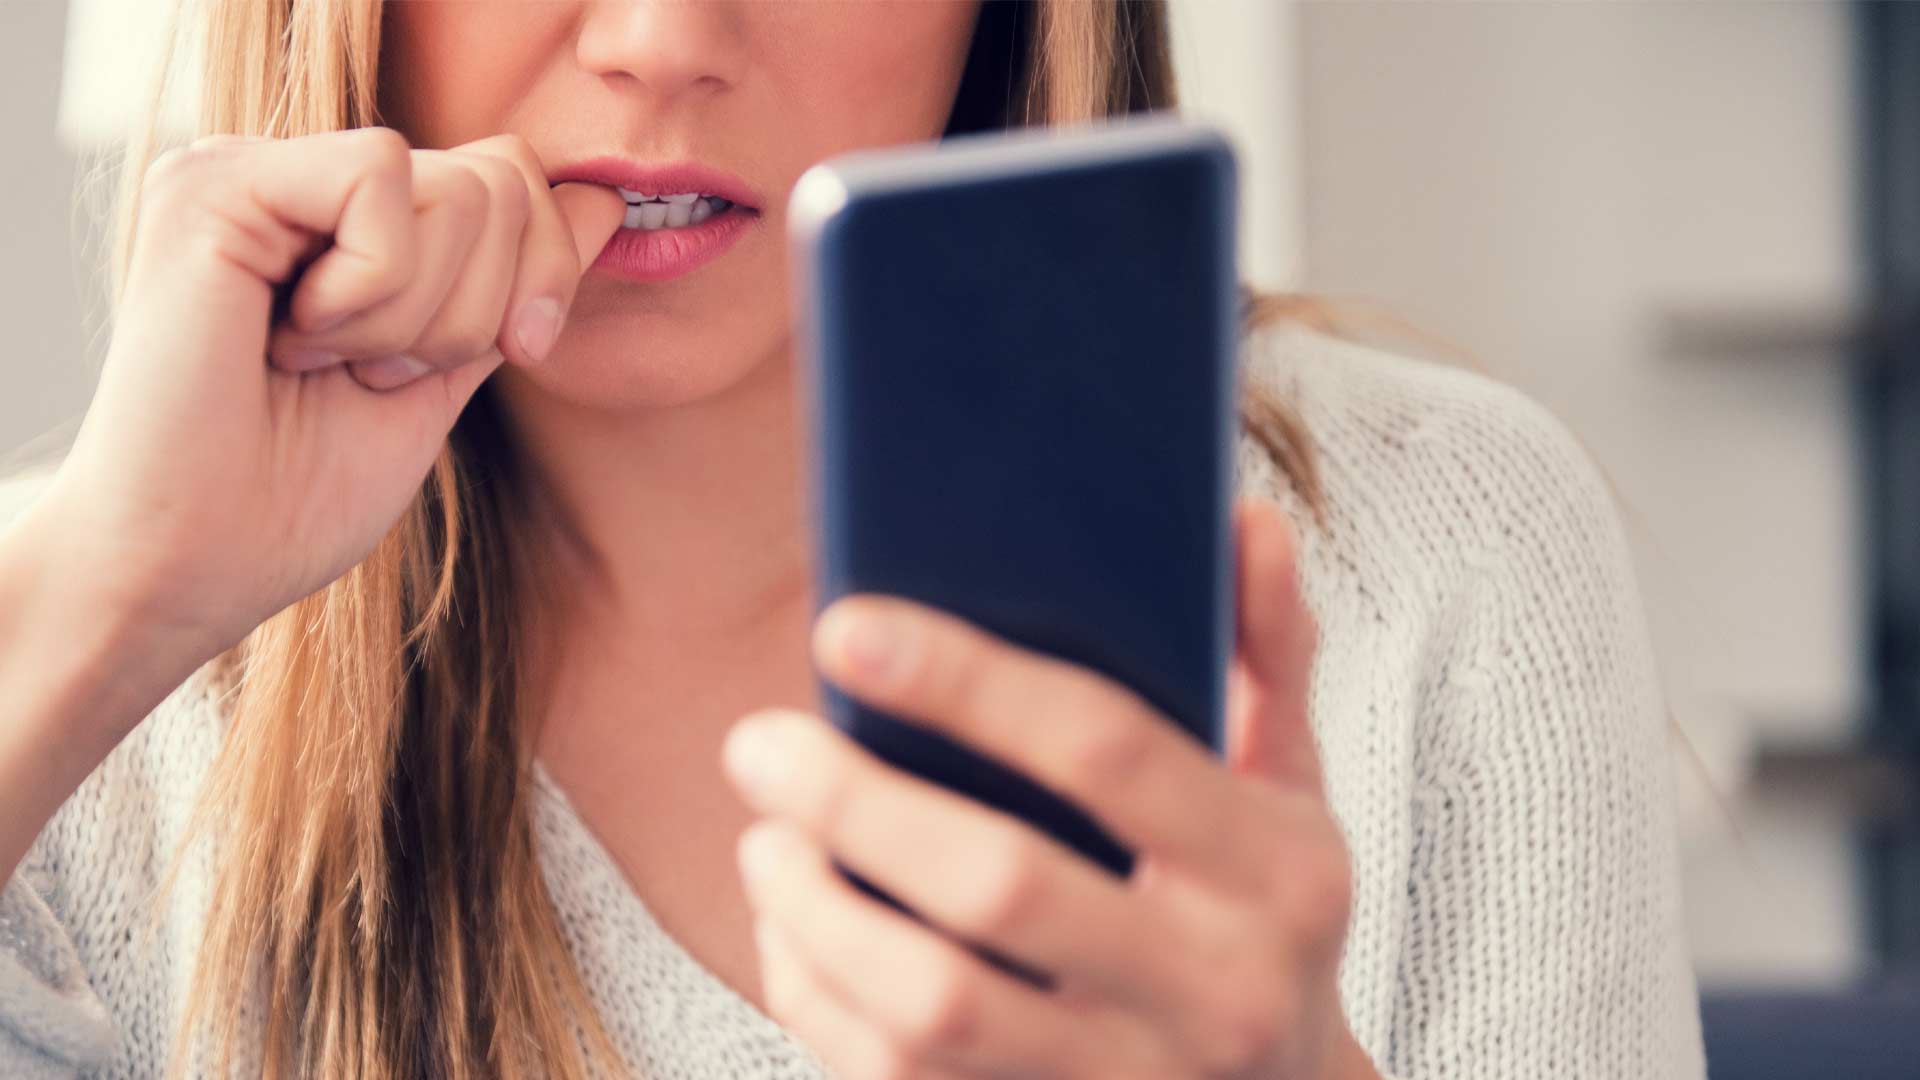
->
[[789, 117, 1240, 879]]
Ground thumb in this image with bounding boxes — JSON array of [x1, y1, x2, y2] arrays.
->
[[1225, 497, 1323, 791]]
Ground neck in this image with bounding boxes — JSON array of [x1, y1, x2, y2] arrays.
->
[[494, 350, 823, 885], [494, 352, 813, 648]]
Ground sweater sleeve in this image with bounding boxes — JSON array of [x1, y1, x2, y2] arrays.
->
[[0, 842, 118, 1076], [1384, 389, 1705, 1078], [0, 470, 118, 1075]]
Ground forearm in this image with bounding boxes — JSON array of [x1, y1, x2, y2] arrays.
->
[[0, 492, 212, 883]]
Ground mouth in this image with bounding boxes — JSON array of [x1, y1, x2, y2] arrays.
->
[[615, 189, 739, 232], [549, 158, 763, 283], [549, 158, 762, 223]]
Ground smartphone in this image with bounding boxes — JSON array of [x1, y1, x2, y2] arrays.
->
[[788, 118, 1239, 881]]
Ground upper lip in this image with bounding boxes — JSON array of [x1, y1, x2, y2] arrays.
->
[[547, 157, 762, 210]]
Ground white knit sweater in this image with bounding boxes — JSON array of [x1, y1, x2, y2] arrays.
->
[[0, 324, 1706, 1079]]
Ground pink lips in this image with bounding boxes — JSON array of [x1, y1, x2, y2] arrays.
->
[[549, 157, 763, 284]]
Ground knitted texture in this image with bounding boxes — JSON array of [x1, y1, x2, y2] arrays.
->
[[0, 325, 1705, 1078]]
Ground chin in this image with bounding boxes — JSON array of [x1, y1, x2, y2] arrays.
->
[[505, 308, 782, 413]]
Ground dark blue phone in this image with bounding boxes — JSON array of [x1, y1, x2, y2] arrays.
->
[[788, 118, 1239, 885]]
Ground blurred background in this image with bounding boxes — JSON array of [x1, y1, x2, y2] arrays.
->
[[3, 1, 1917, 1075]]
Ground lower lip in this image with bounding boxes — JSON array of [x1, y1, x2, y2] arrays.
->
[[591, 207, 757, 283]]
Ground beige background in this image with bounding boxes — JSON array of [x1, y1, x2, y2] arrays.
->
[[0, 1, 94, 468]]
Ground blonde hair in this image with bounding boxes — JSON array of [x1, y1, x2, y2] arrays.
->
[[116, 2, 1321, 1077]]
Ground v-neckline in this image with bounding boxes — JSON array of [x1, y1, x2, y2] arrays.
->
[[525, 761, 829, 1078]]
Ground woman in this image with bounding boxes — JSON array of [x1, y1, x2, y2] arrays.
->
[[0, 1, 1704, 1078]]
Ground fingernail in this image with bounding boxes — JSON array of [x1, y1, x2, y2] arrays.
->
[[723, 714, 788, 794], [279, 347, 340, 372], [512, 298, 564, 364], [355, 354, 432, 390], [823, 606, 904, 686]]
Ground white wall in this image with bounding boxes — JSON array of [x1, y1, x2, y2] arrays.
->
[[1169, 0, 1305, 289], [1299, 1, 1865, 986], [0, 0, 96, 464]]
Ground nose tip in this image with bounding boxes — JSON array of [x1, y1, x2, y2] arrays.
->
[[576, 1, 745, 100]]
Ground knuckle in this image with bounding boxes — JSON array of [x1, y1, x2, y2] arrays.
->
[[361, 242, 418, 304], [805, 759, 865, 842], [771, 979, 808, 1023], [1303, 842, 1355, 938], [352, 125, 412, 170], [1199, 984, 1288, 1074], [344, 321, 419, 360], [1060, 708, 1153, 794], [760, 965, 804, 1023], [465, 154, 528, 206], [883, 620, 939, 701], [860, 1047, 922, 1080], [365, 250, 416, 303], [143, 145, 187, 182], [453, 321, 503, 360], [414, 324, 498, 369], [959, 833, 1049, 937], [176, 214, 244, 263], [478, 132, 542, 170], [188, 132, 270, 153], [487, 162, 532, 221], [141, 145, 206, 202], [920, 632, 996, 718], [760, 967, 793, 1016], [896, 954, 980, 1056], [440, 168, 490, 221]]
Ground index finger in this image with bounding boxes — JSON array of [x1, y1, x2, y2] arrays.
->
[[449, 135, 624, 366], [551, 181, 627, 269], [813, 596, 1277, 890]]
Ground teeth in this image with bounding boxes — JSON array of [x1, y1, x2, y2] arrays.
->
[[616, 187, 708, 204], [618, 194, 734, 231]]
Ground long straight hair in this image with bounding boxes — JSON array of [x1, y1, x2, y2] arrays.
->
[[119, 2, 1323, 1077]]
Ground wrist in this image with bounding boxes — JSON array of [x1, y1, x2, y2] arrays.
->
[[0, 486, 217, 758]]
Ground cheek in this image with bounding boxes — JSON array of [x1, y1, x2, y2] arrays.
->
[[768, 3, 981, 150], [380, 3, 571, 147]]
